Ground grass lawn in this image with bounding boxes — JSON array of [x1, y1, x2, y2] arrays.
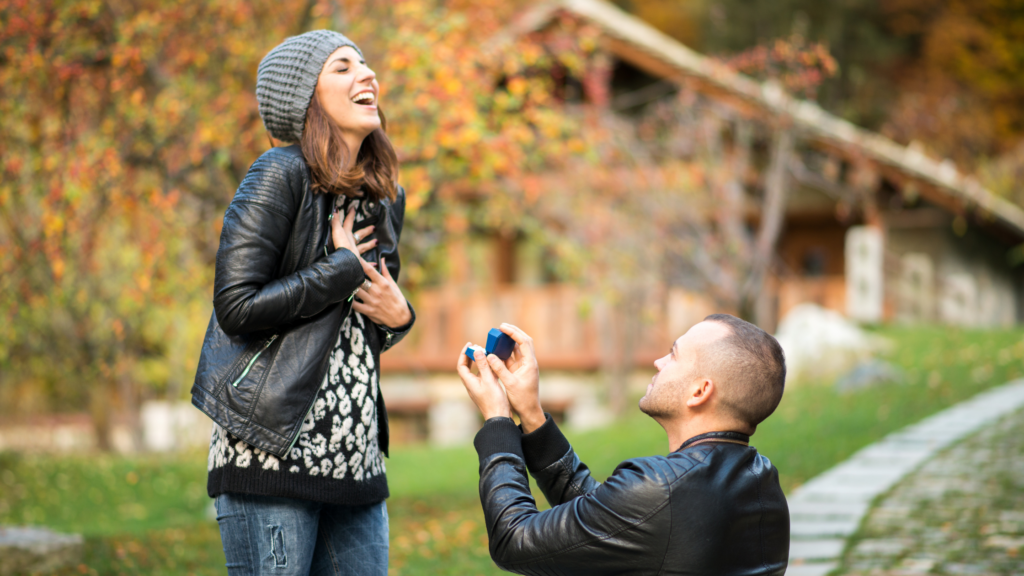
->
[[2, 325, 1022, 575]]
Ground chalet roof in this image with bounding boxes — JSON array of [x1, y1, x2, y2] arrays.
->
[[511, 0, 1024, 240]]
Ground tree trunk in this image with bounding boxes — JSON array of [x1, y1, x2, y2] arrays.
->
[[742, 128, 793, 329], [599, 292, 642, 418], [89, 378, 114, 452]]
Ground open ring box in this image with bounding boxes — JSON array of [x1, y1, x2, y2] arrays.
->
[[465, 328, 516, 362]]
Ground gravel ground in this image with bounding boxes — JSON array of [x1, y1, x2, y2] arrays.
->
[[838, 408, 1024, 575]]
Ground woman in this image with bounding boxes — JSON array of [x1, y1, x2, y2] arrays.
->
[[191, 30, 415, 575]]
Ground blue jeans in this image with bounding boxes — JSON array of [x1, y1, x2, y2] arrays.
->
[[214, 493, 388, 576]]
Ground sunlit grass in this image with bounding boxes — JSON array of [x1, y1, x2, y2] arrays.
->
[[2, 325, 1022, 574]]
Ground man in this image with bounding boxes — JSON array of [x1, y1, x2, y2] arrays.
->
[[456, 314, 790, 575]]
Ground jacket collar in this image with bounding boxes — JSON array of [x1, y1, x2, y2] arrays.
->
[[674, 431, 750, 452]]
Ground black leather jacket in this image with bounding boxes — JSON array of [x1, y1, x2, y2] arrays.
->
[[473, 416, 789, 575], [191, 145, 414, 458]]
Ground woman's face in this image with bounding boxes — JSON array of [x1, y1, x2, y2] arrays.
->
[[315, 45, 381, 145]]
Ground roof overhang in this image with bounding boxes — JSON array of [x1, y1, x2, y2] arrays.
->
[[502, 0, 1024, 242]]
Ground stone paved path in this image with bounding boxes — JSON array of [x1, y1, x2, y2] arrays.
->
[[837, 405, 1024, 575], [786, 380, 1024, 575]]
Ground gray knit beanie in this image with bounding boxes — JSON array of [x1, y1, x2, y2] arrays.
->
[[256, 30, 363, 143]]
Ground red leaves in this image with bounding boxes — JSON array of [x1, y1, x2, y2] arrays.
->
[[717, 33, 839, 100]]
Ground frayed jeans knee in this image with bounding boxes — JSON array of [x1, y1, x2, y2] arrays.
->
[[215, 493, 388, 576]]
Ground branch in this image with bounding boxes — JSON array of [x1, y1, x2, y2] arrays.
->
[[742, 128, 793, 303]]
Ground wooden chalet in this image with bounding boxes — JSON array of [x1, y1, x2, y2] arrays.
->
[[381, 0, 1024, 444]]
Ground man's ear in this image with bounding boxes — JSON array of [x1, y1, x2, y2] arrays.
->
[[686, 379, 715, 408]]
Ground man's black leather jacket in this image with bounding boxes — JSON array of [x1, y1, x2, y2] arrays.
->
[[191, 145, 414, 459], [473, 416, 789, 575]]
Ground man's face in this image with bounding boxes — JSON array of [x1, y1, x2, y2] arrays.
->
[[639, 321, 730, 419]]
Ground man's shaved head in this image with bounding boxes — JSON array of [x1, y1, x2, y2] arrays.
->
[[640, 314, 787, 432], [697, 314, 786, 429]]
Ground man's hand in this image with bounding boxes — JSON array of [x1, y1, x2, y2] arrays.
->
[[352, 257, 413, 329], [485, 323, 545, 433], [457, 344, 512, 421]]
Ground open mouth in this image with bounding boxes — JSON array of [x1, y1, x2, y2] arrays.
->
[[352, 91, 376, 106]]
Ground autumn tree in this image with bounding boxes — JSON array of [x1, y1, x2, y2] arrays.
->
[[0, 0, 608, 443], [880, 0, 1024, 177], [0, 0, 300, 447]]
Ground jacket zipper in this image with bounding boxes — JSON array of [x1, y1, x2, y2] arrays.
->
[[231, 334, 278, 388], [285, 294, 359, 455]]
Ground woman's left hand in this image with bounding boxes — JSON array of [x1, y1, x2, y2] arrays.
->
[[352, 257, 412, 329]]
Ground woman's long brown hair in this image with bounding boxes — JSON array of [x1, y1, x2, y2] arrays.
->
[[300, 93, 399, 202]]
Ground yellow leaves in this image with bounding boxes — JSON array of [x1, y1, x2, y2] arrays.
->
[[42, 211, 65, 239], [402, 166, 433, 215], [510, 125, 535, 146], [490, 152, 509, 175], [521, 43, 544, 66], [507, 77, 528, 97], [50, 256, 65, 282], [103, 148, 122, 179], [198, 125, 216, 146], [414, 93, 432, 110], [540, 121, 561, 140], [389, 53, 409, 71], [457, 126, 481, 146], [442, 77, 462, 96]]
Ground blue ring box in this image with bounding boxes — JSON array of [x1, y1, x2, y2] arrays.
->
[[465, 328, 516, 362]]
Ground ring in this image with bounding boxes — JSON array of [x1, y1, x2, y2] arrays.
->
[[361, 279, 372, 291], [354, 230, 363, 241]]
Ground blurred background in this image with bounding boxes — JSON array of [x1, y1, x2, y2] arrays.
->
[[2, 0, 1024, 574]]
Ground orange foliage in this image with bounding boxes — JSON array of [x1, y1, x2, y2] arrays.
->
[[880, 0, 1024, 168], [0, 0, 608, 426]]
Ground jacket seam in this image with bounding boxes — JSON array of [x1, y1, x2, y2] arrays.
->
[[504, 457, 696, 568], [232, 195, 293, 219], [504, 493, 672, 568], [291, 269, 306, 318], [299, 194, 318, 273], [752, 454, 770, 575], [656, 480, 672, 576], [560, 454, 586, 496]]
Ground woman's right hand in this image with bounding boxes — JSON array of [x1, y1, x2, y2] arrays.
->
[[332, 204, 377, 256]]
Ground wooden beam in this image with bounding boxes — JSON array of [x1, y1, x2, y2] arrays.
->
[[601, 37, 766, 119]]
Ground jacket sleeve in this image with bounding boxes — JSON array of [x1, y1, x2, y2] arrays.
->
[[520, 414, 601, 506], [213, 151, 365, 336], [374, 184, 415, 352], [474, 418, 672, 575]]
